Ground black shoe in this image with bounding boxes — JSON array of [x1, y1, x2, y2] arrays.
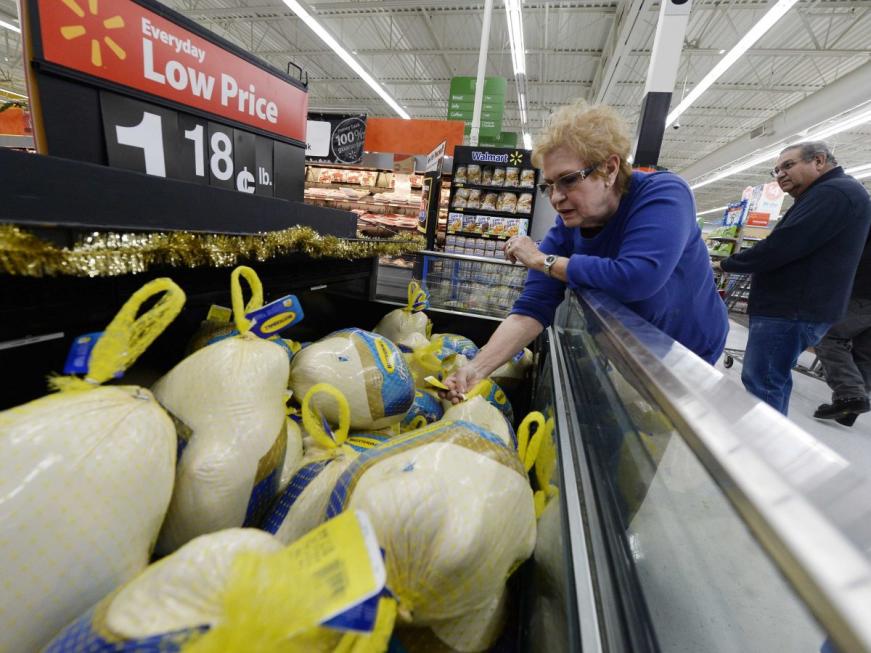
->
[[836, 413, 860, 427], [814, 397, 871, 420]]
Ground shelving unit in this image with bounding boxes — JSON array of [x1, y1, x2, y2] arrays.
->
[[303, 163, 426, 236], [443, 145, 538, 260], [707, 204, 771, 314]]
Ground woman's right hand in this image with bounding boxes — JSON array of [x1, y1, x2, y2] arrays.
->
[[440, 364, 485, 405]]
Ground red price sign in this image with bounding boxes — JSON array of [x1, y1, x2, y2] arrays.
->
[[747, 211, 771, 227], [31, 0, 307, 141]]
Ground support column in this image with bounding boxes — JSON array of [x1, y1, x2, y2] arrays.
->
[[633, 0, 692, 167]]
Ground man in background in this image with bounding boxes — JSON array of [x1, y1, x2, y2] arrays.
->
[[721, 141, 871, 415], [814, 233, 871, 426]]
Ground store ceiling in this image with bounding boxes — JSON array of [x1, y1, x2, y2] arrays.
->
[[1, 0, 869, 215]]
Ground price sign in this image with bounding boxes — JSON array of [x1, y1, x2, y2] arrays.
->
[[22, 0, 308, 200], [101, 91, 285, 195]]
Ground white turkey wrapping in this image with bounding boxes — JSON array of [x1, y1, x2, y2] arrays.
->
[[373, 281, 431, 351], [0, 387, 177, 653], [289, 328, 415, 430], [442, 396, 515, 448], [0, 277, 185, 653], [325, 420, 536, 637], [153, 334, 290, 554]]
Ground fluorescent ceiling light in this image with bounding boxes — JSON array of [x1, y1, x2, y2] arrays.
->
[[505, 0, 529, 142], [504, 0, 526, 76], [691, 104, 871, 189], [280, 0, 409, 119], [0, 18, 19, 33], [846, 163, 871, 175], [0, 87, 27, 99], [666, 0, 799, 127], [855, 170, 871, 181], [697, 205, 727, 216]]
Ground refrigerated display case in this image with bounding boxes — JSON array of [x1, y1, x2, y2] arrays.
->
[[520, 288, 871, 653], [2, 258, 869, 652]]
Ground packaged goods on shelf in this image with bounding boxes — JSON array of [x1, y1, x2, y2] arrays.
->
[[517, 193, 533, 214], [0, 278, 186, 653], [153, 267, 290, 555], [467, 188, 481, 209], [481, 192, 498, 211], [454, 166, 467, 184], [519, 169, 536, 187], [497, 192, 518, 213], [481, 167, 494, 185], [467, 164, 482, 184], [505, 167, 520, 186]]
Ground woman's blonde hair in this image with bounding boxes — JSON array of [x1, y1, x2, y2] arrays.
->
[[532, 99, 633, 195]]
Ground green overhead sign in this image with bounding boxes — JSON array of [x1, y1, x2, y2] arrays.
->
[[478, 131, 518, 148], [448, 76, 506, 138]]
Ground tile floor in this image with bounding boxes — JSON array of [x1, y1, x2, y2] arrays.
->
[[718, 319, 871, 470]]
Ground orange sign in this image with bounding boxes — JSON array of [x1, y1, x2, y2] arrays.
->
[[747, 211, 770, 227], [33, 0, 307, 141], [364, 117, 465, 157]]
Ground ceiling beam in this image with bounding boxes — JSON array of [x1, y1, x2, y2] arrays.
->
[[679, 60, 871, 181], [590, 0, 648, 103], [182, 0, 871, 20]]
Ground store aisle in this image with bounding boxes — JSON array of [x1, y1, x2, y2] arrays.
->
[[717, 319, 871, 469]]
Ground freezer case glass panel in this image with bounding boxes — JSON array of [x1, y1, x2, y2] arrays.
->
[[552, 292, 829, 652]]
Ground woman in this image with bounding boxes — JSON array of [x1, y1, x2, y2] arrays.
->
[[444, 100, 728, 402]]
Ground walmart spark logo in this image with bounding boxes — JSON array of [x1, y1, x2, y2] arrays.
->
[[509, 151, 523, 166], [59, 0, 126, 67]]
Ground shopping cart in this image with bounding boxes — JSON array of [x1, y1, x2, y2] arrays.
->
[[720, 273, 751, 369], [718, 272, 827, 379]]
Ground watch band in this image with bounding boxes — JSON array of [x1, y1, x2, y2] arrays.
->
[[543, 254, 558, 277]]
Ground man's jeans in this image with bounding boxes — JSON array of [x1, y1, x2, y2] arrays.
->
[[814, 297, 871, 402], [741, 316, 832, 415]]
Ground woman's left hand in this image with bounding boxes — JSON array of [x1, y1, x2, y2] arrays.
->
[[504, 236, 542, 268]]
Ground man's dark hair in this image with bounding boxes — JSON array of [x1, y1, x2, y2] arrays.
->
[[781, 141, 838, 166]]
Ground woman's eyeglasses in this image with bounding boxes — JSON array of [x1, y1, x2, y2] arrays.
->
[[537, 164, 598, 197]]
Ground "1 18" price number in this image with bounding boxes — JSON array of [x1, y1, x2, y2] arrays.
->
[[100, 91, 300, 199]]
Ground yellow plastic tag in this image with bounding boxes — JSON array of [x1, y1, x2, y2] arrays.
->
[[302, 383, 351, 451], [182, 511, 390, 652], [287, 510, 386, 626], [206, 304, 233, 323], [404, 280, 429, 313], [424, 376, 450, 391]]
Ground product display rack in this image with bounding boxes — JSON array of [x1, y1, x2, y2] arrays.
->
[[445, 145, 538, 260], [304, 162, 427, 238]]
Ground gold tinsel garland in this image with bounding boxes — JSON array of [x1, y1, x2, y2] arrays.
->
[[0, 225, 424, 278]]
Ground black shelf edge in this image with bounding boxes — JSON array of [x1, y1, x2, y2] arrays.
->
[[0, 149, 355, 237], [447, 207, 533, 219], [448, 230, 513, 240], [453, 182, 537, 193]]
